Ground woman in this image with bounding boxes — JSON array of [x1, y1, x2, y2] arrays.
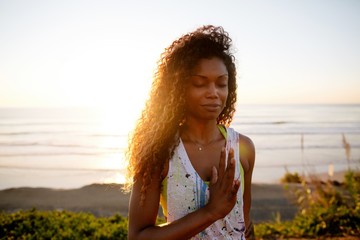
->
[[126, 25, 255, 240]]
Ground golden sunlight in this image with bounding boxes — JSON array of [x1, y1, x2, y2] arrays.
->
[[102, 172, 126, 184]]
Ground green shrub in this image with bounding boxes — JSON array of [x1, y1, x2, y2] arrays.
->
[[280, 171, 303, 184], [255, 170, 360, 238], [0, 209, 128, 239]]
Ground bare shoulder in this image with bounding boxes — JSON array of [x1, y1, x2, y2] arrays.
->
[[238, 133, 255, 172], [238, 133, 255, 154]]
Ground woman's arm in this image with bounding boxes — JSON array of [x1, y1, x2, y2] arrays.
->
[[239, 134, 256, 237], [128, 148, 240, 240]]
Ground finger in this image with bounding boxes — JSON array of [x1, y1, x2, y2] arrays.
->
[[232, 179, 240, 194], [226, 148, 235, 175], [228, 148, 234, 167], [225, 152, 236, 188], [226, 157, 236, 182], [210, 166, 218, 185], [228, 179, 240, 201], [218, 147, 226, 178]]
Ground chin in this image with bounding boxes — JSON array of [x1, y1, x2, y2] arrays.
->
[[201, 113, 221, 121]]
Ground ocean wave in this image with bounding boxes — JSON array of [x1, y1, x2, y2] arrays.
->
[[0, 121, 98, 127], [258, 145, 360, 150], [0, 142, 122, 150], [0, 144, 358, 156], [1, 129, 359, 136], [235, 131, 360, 135], [1, 120, 359, 127], [255, 161, 359, 168], [0, 165, 124, 172], [232, 121, 360, 125], [0, 131, 81, 136], [0, 161, 356, 171], [0, 131, 126, 137], [0, 151, 122, 157]]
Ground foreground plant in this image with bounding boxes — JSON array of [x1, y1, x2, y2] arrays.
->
[[0, 208, 128, 239], [255, 170, 360, 239]]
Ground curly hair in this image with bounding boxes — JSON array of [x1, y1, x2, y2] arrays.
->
[[125, 25, 237, 203]]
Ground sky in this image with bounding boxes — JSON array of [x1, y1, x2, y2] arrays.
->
[[1, 0, 360, 116]]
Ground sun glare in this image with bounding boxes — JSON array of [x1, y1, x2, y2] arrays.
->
[[102, 172, 126, 185]]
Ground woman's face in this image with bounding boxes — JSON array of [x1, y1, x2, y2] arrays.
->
[[185, 57, 229, 121]]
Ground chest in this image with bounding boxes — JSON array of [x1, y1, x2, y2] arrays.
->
[[182, 139, 226, 182]]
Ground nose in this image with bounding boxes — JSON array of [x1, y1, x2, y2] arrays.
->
[[206, 83, 218, 98]]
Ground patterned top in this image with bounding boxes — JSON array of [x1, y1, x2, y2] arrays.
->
[[160, 127, 246, 239]]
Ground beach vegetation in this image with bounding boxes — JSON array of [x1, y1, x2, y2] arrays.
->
[[1, 172, 359, 239], [255, 170, 360, 239], [0, 208, 128, 239], [280, 171, 303, 184]]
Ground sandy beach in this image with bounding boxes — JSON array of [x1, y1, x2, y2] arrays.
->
[[0, 170, 351, 224], [0, 183, 300, 223]]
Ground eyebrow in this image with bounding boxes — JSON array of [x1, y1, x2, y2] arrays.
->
[[191, 74, 228, 78]]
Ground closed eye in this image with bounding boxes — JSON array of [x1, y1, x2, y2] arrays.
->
[[217, 83, 228, 88], [217, 75, 228, 87], [192, 82, 206, 88], [217, 79, 228, 88], [190, 77, 206, 87]]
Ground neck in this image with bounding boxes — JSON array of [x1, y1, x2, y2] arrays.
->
[[180, 118, 220, 144]]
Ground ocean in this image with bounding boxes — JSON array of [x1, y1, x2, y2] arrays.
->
[[0, 104, 359, 190]]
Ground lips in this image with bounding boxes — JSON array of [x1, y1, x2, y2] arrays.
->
[[202, 104, 222, 111]]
